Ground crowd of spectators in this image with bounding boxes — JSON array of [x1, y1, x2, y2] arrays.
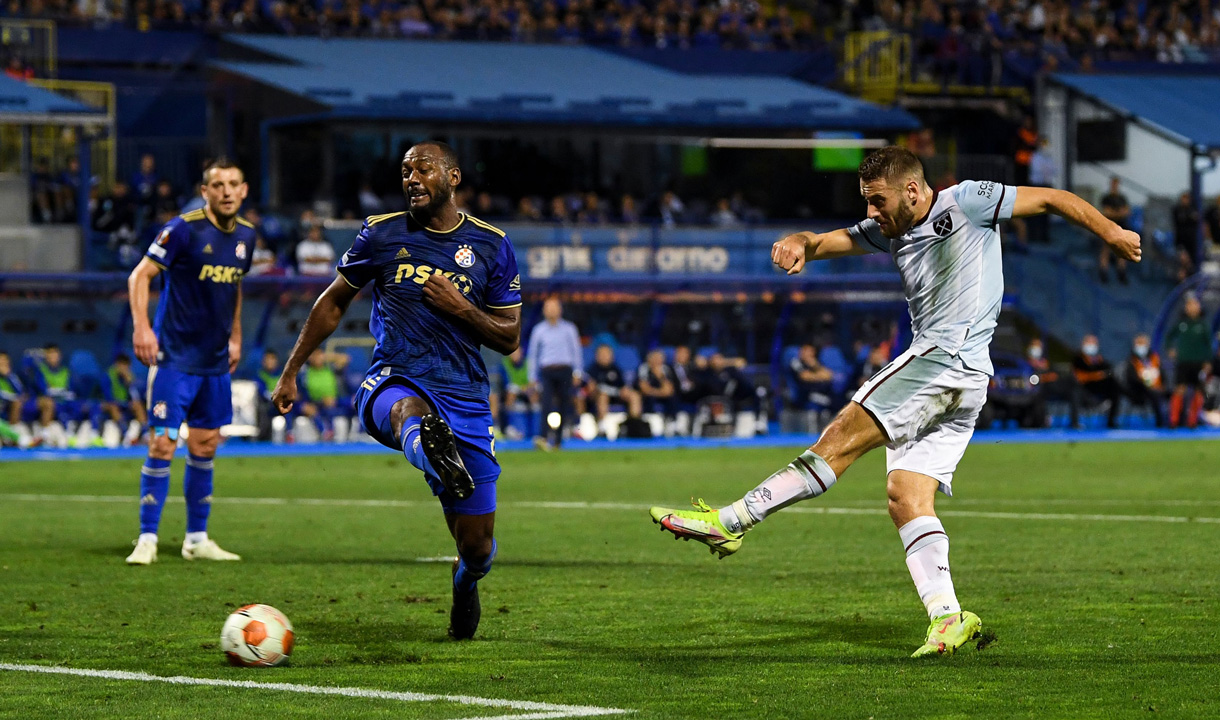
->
[[3, 0, 1220, 71]]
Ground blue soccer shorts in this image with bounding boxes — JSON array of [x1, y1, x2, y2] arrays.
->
[[353, 371, 499, 515], [147, 365, 232, 431]]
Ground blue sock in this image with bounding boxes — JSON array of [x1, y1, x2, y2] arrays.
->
[[183, 454, 214, 534], [400, 420, 437, 477], [138, 456, 172, 535], [454, 539, 497, 592]]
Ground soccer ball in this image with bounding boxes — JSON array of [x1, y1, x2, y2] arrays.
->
[[220, 604, 295, 667]]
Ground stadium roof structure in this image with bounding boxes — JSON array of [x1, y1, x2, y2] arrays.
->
[[1051, 73, 1220, 152], [0, 75, 108, 126], [213, 36, 919, 131]]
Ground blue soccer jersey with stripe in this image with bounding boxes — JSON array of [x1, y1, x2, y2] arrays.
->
[[337, 212, 522, 401], [144, 209, 257, 375]]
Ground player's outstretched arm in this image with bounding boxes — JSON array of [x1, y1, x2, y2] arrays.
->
[[1012, 186, 1141, 262], [272, 277, 360, 414], [128, 257, 163, 367], [772, 229, 867, 275], [421, 274, 521, 354]]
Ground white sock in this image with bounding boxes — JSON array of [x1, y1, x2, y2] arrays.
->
[[898, 516, 961, 620], [138, 533, 158, 544], [719, 450, 837, 534], [185, 531, 208, 545]]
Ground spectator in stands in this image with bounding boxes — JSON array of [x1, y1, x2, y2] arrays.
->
[[1024, 337, 1067, 416], [527, 296, 583, 450], [0, 351, 26, 427], [1098, 176, 1131, 284], [515, 197, 543, 221], [1013, 116, 1038, 186], [100, 354, 147, 443], [94, 181, 139, 266], [584, 344, 641, 428], [710, 198, 742, 228], [247, 236, 281, 276], [658, 190, 685, 227], [153, 179, 178, 218], [1172, 191, 1201, 281], [130, 154, 158, 227], [1206, 194, 1220, 251], [296, 224, 336, 276], [789, 343, 834, 411], [31, 344, 78, 445], [548, 195, 572, 224], [855, 344, 890, 390], [1124, 333, 1166, 427], [1167, 294, 1211, 429], [29, 159, 56, 224], [577, 192, 609, 224], [706, 351, 758, 414], [671, 345, 706, 407], [1070, 334, 1122, 429], [618, 194, 641, 225], [296, 349, 349, 441], [636, 348, 678, 419], [498, 346, 535, 439], [4, 55, 33, 81], [358, 181, 384, 216]]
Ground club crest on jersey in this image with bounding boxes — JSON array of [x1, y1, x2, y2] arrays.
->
[[454, 244, 475, 268], [153, 401, 167, 419], [932, 211, 954, 237], [235, 242, 246, 260]]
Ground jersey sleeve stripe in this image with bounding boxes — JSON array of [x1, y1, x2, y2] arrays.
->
[[147, 257, 168, 270], [991, 185, 1007, 226], [236, 217, 256, 228], [466, 215, 507, 237], [335, 269, 362, 289], [486, 302, 522, 309], [366, 211, 407, 226]]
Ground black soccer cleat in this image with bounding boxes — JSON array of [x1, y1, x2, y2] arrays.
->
[[448, 559, 481, 640], [420, 413, 475, 500]]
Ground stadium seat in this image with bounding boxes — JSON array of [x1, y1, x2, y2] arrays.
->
[[817, 345, 852, 397], [68, 350, 105, 399]]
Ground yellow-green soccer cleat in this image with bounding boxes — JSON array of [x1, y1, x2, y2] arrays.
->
[[649, 499, 743, 558], [911, 610, 983, 657]]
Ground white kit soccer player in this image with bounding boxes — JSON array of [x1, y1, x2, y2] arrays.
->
[[650, 146, 1141, 656]]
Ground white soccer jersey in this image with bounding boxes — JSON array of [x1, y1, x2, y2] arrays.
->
[[847, 180, 1016, 376]]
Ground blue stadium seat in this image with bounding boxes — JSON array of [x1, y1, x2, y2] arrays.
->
[[68, 350, 106, 400]]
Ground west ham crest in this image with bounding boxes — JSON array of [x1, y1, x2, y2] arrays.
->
[[454, 244, 475, 268], [932, 211, 954, 237]]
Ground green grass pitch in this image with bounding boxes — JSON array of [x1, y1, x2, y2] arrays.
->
[[1, 441, 1218, 719]]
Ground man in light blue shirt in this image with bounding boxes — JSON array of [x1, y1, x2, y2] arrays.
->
[[527, 297, 582, 449]]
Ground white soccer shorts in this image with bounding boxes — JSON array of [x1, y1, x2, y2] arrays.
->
[[851, 345, 989, 495]]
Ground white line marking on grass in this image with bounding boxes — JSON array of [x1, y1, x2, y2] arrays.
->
[[3, 494, 1220, 525], [0, 663, 631, 719]]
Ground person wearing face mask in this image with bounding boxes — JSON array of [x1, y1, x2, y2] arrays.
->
[[1124, 333, 1165, 427], [1071, 334, 1122, 429]]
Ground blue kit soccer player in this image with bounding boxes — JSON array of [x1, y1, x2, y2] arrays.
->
[[272, 142, 522, 640], [125, 158, 255, 565]]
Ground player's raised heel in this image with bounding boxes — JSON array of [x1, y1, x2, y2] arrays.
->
[[420, 413, 475, 500], [649, 499, 743, 558], [911, 610, 982, 657], [448, 559, 481, 640]]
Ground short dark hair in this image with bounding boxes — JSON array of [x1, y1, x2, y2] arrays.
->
[[407, 141, 460, 172], [858, 146, 925, 185], [202, 157, 243, 184], [44, 343, 59, 351]]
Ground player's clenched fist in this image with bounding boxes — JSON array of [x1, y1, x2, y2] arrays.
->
[[421, 272, 471, 318], [1105, 228, 1142, 263], [271, 374, 297, 415], [772, 233, 808, 275]]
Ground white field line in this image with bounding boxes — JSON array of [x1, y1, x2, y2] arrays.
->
[[2, 493, 1220, 525], [0, 663, 631, 720]]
